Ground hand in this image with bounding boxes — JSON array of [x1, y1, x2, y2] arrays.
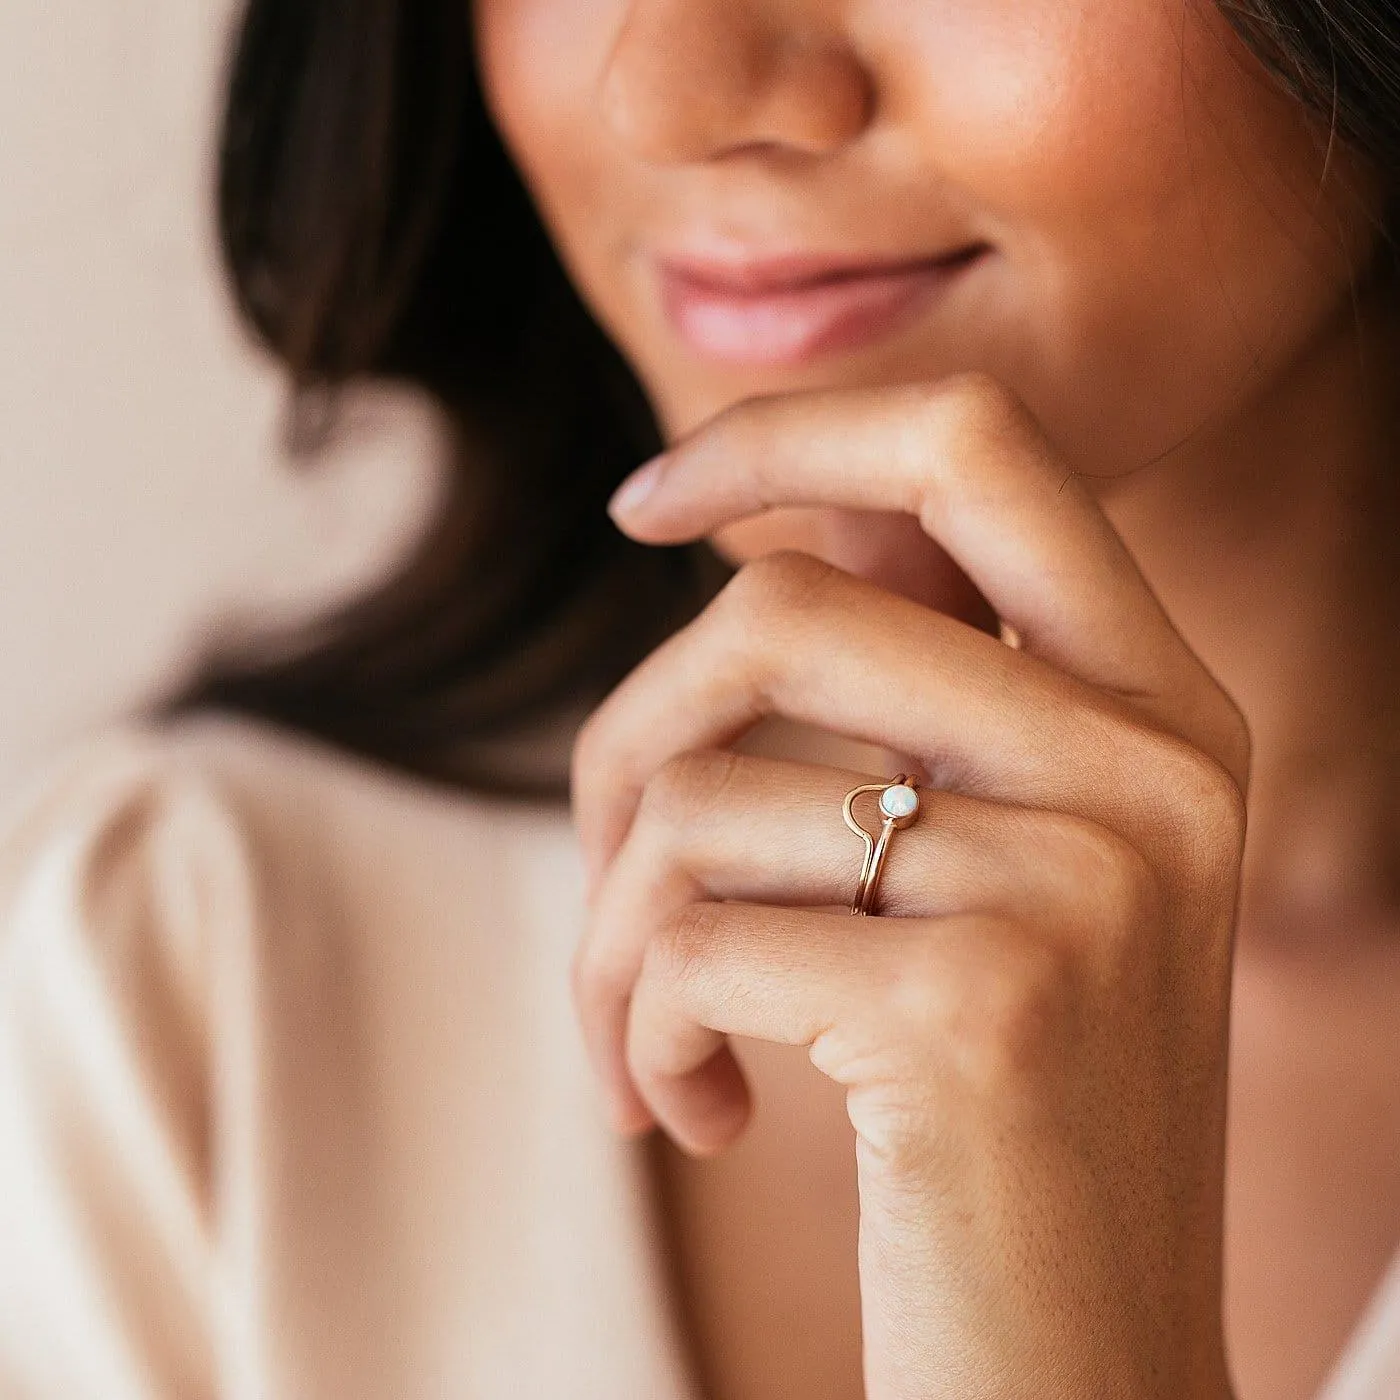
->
[[570, 373, 1249, 1399]]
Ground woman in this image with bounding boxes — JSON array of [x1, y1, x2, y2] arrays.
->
[[1, 0, 1397, 1396]]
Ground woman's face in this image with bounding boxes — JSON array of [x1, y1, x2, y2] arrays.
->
[[474, 0, 1384, 481]]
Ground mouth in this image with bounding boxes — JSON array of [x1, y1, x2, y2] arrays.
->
[[655, 243, 990, 366]]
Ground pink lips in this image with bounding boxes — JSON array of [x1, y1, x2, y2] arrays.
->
[[656, 245, 987, 366]]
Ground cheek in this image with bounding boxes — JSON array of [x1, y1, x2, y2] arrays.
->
[[476, 0, 1385, 478], [474, 0, 614, 118], [884, 0, 1378, 459], [886, 0, 1338, 246], [472, 0, 627, 261]]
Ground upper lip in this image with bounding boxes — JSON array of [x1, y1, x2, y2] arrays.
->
[[656, 243, 988, 295]]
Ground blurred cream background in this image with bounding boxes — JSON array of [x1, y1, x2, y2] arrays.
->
[[0, 1, 443, 793]]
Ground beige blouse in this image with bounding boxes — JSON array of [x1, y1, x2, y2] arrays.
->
[[0, 714, 1395, 1399]]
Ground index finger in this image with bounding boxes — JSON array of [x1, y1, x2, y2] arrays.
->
[[609, 373, 1212, 714]]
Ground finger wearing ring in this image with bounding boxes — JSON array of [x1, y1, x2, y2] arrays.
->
[[843, 775, 921, 916]]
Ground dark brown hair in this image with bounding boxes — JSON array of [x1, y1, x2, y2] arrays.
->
[[183, 0, 1398, 795]]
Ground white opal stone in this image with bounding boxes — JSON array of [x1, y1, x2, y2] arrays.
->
[[880, 783, 919, 819]]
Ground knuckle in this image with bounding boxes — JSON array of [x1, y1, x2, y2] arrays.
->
[[956, 934, 1076, 1094], [1140, 728, 1250, 882], [1213, 702, 1255, 796], [926, 371, 1040, 450], [848, 1082, 944, 1180], [570, 712, 599, 789], [569, 939, 628, 1016], [879, 920, 1075, 1097], [567, 943, 595, 1007], [638, 749, 743, 832], [901, 374, 1050, 535], [647, 901, 717, 989], [872, 938, 956, 1051], [717, 550, 841, 636], [570, 705, 613, 797], [1050, 813, 1164, 935], [704, 390, 767, 448]]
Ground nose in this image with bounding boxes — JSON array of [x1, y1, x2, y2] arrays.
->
[[599, 0, 873, 164]]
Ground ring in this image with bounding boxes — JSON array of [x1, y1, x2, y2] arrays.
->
[[842, 775, 921, 916]]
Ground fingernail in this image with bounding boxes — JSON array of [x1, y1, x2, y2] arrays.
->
[[608, 456, 667, 521]]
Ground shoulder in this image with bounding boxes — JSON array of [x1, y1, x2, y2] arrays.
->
[[0, 710, 580, 990], [0, 708, 538, 874], [0, 725, 266, 1396], [0, 715, 586, 1396], [0, 721, 256, 989]]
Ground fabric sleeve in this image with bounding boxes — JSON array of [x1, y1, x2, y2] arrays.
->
[[0, 731, 261, 1400]]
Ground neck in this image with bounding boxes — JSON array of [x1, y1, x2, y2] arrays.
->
[[1097, 291, 1400, 949]]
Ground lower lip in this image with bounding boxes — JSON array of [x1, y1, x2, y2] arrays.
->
[[657, 249, 986, 366]]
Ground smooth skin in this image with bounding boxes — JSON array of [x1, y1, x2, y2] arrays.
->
[[473, 0, 1400, 1396], [577, 381, 1248, 1398]]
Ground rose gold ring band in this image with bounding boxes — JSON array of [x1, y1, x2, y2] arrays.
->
[[841, 774, 922, 916]]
